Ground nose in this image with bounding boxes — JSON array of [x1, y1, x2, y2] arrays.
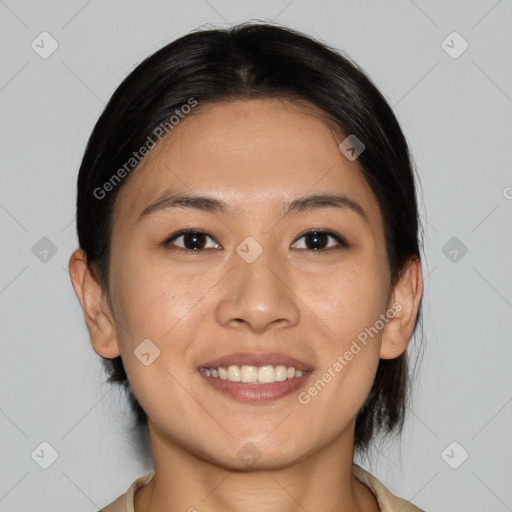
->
[[214, 246, 301, 334]]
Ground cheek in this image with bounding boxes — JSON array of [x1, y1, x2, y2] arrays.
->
[[107, 247, 225, 392], [302, 257, 389, 348], [294, 258, 386, 407], [294, 267, 386, 440], [109, 248, 202, 341], [107, 255, 209, 429], [294, 354, 379, 453]]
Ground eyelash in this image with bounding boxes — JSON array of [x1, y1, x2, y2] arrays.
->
[[162, 228, 350, 252]]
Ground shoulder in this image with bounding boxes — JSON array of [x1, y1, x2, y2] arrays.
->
[[99, 471, 155, 512], [352, 463, 425, 512]]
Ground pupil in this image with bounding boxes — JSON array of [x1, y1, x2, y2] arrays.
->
[[309, 231, 326, 250], [184, 232, 205, 249]]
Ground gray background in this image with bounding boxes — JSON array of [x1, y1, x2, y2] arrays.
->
[[1, 0, 511, 510]]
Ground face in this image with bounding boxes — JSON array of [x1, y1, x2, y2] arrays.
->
[[105, 99, 395, 469]]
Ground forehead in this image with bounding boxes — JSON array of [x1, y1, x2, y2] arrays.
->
[[113, 98, 382, 228]]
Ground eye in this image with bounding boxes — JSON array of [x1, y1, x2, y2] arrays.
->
[[291, 229, 349, 251], [164, 229, 221, 251]]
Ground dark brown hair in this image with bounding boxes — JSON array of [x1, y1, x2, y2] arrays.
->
[[76, 22, 424, 458]]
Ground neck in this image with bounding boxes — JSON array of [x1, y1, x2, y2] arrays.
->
[[134, 421, 380, 512]]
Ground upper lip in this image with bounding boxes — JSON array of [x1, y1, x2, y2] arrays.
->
[[198, 352, 313, 372]]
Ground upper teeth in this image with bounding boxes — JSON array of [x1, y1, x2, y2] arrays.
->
[[200, 365, 306, 384]]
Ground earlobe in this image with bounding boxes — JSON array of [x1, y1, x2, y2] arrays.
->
[[380, 257, 423, 360], [68, 249, 120, 359]]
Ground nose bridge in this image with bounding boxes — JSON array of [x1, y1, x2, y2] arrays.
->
[[236, 237, 280, 293], [214, 235, 300, 332]]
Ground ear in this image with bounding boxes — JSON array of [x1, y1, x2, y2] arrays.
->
[[380, 257, 423, 359], [68, 249, 120, 359]]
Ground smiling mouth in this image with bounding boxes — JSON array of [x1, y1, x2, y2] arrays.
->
[[197, 352, 314, 402], [198, 365, 313, 403], [199, 364, 312, 384]]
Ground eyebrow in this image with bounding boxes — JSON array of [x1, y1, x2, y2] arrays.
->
[[137, 191, 369, 224]]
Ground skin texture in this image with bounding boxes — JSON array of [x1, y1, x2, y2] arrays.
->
[[69, 99, 423, 512]]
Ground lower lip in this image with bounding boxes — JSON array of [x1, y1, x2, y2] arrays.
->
[[199, 371, 313, 403]]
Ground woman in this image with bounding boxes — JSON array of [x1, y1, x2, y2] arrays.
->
[[69, 22, 425, 512]]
